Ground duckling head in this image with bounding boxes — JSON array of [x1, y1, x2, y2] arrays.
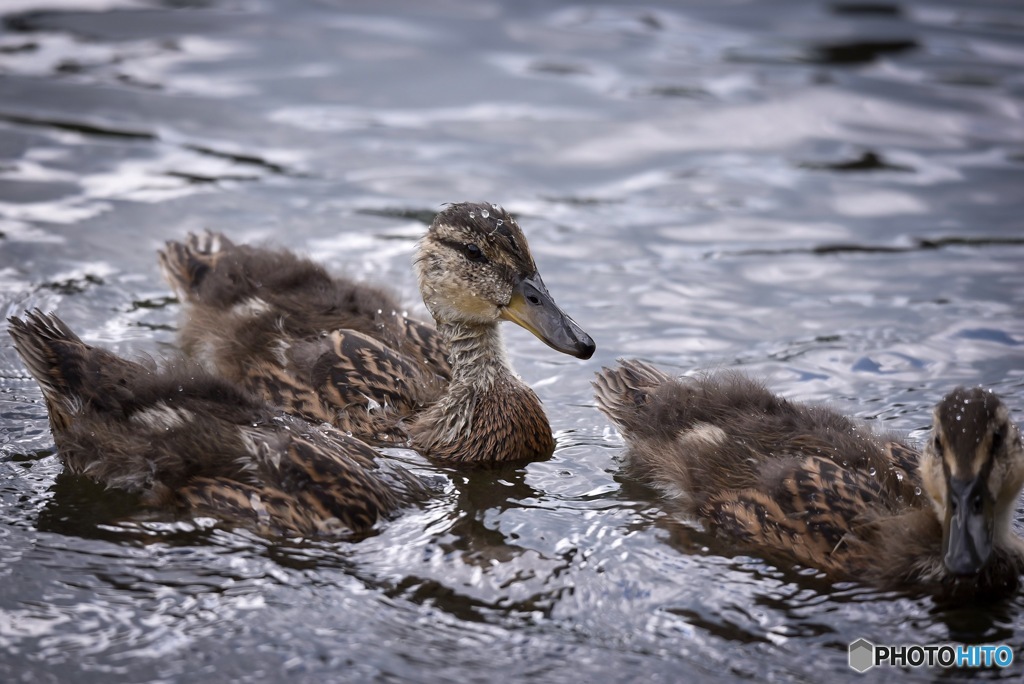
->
[[414, 202, 595, 359], [920, 387, 1024, 576]]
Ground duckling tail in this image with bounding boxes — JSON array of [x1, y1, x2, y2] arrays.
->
[[8, 310, 146, 434], [158, 230, 234, 302], [593, 359, 674, 438], [9, 310, 88, 402]]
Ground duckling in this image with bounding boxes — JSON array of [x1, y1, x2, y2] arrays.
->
[[593, 360, 1024, 600], [8, 310, 428, 537], [158, 202, 595, 464]]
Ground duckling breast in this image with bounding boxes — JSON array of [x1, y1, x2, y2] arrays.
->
[[411, 377, 554, 463]]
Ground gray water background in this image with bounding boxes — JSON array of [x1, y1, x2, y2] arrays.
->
[[1, 0, 1023, 681]]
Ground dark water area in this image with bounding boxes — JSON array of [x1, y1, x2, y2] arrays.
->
[[1, 0, 1023, 681]]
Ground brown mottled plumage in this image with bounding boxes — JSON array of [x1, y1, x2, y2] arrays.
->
[[159, 202, 595, 464], [8, 311, 427, 537], [594, 360, 1024, 600]]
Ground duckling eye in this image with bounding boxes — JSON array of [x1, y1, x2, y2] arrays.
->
[[465, 243, 487, 263], [991, 428, 1004, 453]]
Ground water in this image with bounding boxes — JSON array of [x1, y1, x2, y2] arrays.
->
[[1, 0, 1023, 681]]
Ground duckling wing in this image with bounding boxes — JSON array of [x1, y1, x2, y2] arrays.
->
[[399, 316, 451, 381], [883, 441, 921, 481], [701, 454, 905, 575], [63, 408, 425, 536], [296, 329, 444, 443], [181, 418, 428, 536]]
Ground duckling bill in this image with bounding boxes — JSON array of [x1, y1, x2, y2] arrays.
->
[[8, 310, 427, 537], [160, 202, 595, 464], [594, 360, 1024, 600], [500, 272, 591, 358]]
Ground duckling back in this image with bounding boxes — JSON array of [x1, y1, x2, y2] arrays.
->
[[160, 231, 451, 378], [594, 360, 920, 511], [8, 311, 426, 537]]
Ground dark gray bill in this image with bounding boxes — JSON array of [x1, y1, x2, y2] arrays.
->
[[500, 273, 595, 360], [942, 475, 993, 576]]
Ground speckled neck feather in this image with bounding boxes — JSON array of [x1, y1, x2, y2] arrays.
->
[[409, 320, 554, 463], [441, 321, 512, 386]]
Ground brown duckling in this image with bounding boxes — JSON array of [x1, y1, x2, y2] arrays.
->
[[593, 360, 1024, 600], [8, 310, 428, 537], [158, 202, 595, 464]]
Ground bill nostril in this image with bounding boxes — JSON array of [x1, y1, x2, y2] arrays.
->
[[527, 295, 541, 305]]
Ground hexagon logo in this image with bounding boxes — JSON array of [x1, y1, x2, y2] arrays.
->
[[849, 639, 875, 673]]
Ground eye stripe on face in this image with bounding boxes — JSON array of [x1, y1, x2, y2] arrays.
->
[[436, 237, 489, 264]]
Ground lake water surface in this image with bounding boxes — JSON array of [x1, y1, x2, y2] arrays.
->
[[1, 1, 1023, 682]]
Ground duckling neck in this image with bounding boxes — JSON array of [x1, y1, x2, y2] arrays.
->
[[410, 320, 555, 463], [441, 320, 513, 387]]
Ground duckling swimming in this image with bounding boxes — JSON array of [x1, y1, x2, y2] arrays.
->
[[8, 311, 428, 537], [159, 202, 595, 464], [594, 360, 1024, 600]]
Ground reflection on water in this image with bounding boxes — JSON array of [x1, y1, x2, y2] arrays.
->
[[1, 0, 1023, 682]]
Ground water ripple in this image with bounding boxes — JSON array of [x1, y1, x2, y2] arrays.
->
[[1, 0, 1023, 682]]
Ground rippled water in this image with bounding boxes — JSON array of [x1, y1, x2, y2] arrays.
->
[[1, 0, 1023, 681]]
